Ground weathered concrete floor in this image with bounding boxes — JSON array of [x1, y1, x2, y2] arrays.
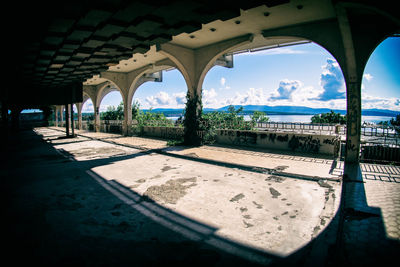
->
[[55, 127, 343, 179], [4, 127, 400, 265], [1, 127, 333, 264]]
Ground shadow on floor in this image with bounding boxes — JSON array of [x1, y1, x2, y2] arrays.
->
[[1, 128, 398, 266]]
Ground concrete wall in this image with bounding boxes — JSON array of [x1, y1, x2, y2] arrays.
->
[[216, 130, 340, 156], [141, 126, 184, 140], [139, 126, 340, 156]]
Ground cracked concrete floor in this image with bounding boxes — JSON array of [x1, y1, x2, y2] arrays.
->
[[39, 127, 341, 258]]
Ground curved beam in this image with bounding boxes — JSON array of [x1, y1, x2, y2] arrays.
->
[[157, 34, 253, 96]]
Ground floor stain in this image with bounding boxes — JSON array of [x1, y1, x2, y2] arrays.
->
[[243, 220, 254, 228], [252, 201, 263, 209], [265, 175, 286, 183], [275, 166, 289, 172], [240, 207, 248, 212], [143, 177, 197, 204], [230, 193, 245, 202], [269, 187, 281, 198], [161, 166, 176, 172]]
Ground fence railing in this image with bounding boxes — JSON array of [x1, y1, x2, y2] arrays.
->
[[52, 119, 400, 163], [360, 142, 400, 163]]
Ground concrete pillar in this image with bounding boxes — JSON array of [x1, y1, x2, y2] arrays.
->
[[94, 106, 100, 132], [54, 106, 59, 127], [76, 103, 82, 130], [83, 84, 104, 132], [60, 105, 64, 126], [336, 5, 361, 163], [157, 35, 252, 144], [65, 103, 70, 136], [70, 103, 75, 136]]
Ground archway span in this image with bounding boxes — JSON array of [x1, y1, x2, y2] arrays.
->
[[203, 40, 346, 115], [361, 35, 400, 128], [132, 69, 186, 111], [82, 92, 92, 108], [96, 81, 124, 111], [158, 34, 252, 97]]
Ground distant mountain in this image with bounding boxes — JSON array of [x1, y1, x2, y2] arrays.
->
[[147, 105, 399, 117]]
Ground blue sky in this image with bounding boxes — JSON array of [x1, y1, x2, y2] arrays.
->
[[84, 37, 399, 113]]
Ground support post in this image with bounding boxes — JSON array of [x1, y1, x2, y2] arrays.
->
[[336, 5, 361, 163], [55, 106, 59, 127], [65, 104, 70, 136], [95, 106, 100, 132], [183, 91, 202, 145], [77, 103, 82, 130], [70, 103, 74, 136]]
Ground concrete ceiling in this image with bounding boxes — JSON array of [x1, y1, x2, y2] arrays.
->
[[85, 0, 335, 82], [4, 0, 399, 105], [8, 0, 335, 88]]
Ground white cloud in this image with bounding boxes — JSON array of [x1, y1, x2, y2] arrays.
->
[[363, 73, 373, 81], [315, 58, 346, 101], [220, 77, 226, 86], [218, 77, 230, 90], [221, 87, 266, 106], [269, 79, 302, 101], [82, 101, 94, 113], [145, 91, 172, 107], [173, 92, 186, 105], [362, 94, 400, 111], [99, 104, 111, 112], [202, 88, 218, 107]]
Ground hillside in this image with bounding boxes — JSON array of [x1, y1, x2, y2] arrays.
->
[[145, 105, 399, 117]]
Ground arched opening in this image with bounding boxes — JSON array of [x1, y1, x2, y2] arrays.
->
[[98, 86, 124, 134], [360, 36, 400, 163], [81, 96, 95, 130], [130, 68, 187, 137], [201, 41, 346, 156]]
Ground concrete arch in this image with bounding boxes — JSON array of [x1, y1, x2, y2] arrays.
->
[[157, 34, 253, 97], [82, 92, 92, 108], [359, 30, 399, 88], [95, 81, 124, 111], [126, 67, 155, 119]]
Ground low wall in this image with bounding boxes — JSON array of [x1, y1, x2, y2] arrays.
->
[[216, 129, 340, 156], [141, 126, 184, 140], [139, 126, 340, 156]]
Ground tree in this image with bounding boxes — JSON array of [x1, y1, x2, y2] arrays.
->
[[390, 114, 400, 133], [132, 100, 140, 119], [101, 101, 124, 120], [311, 110, 346, 124], [251, 111, 269, 124]]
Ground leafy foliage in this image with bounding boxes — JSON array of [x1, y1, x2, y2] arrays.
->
[[183, 92, 202, 145], [200, 105, 258, 144], [311, 110, 346, 124], [131, 101, 174, 135], [250, 111, 269, 124], [390, 114, 400, 133], [100, 101, 124, 120]]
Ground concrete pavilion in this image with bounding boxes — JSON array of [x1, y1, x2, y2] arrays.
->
[[1, 0, 398, 163], [1, 1, 399, 266]]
